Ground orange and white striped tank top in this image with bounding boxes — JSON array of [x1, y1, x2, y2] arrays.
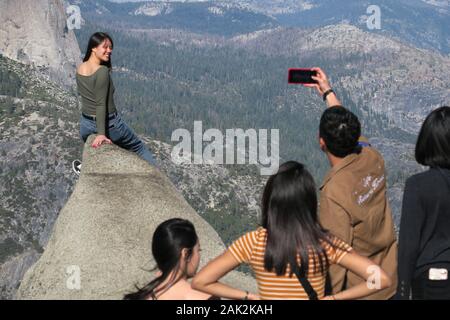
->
[[228, 227, 352, 300]]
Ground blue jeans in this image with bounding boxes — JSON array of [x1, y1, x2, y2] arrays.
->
[[80, 113, 156, 166]]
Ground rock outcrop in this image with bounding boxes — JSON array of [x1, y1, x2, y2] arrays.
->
[[0, 0, 81, 87], [17, 135, 256, 299]]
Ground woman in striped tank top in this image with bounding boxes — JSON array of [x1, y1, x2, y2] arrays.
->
[[192, 161, 392, 300]]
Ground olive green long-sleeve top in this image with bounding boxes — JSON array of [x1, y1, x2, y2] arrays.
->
[[76, 65, 117, 135]]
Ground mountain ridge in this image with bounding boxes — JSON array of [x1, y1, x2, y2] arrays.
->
[[102, 0, 450, 54]]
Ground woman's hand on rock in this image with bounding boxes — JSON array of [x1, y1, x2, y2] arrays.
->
[[92, 135, 112, 148]]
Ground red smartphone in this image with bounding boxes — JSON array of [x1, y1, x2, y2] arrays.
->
[[288, 68, 318, 84]]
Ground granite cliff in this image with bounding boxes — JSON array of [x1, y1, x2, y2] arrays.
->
[[0, 0, 81, 86]]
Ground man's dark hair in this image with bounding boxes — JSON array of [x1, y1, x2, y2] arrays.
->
[[415, 106, 450, 169], [319, 106, 361, 158]]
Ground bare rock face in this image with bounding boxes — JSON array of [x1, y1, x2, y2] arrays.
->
[[0, 250, 41, 300], [16, 135, 256, 299], [0, 0, 81, 87]]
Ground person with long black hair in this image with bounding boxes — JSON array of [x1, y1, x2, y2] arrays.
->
[[124, 218, 217, 300], [192, 161, 392, 300], [397, 106, 450, 300], [72, 32, 156, 175]]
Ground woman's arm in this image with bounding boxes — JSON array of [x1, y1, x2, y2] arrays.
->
[[191, 251, 259, 300], [92, 66, 112, 148], [322, 250, 393, 300]]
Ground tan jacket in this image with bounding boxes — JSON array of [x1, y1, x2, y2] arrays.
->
[[319, 144, 398, 300]]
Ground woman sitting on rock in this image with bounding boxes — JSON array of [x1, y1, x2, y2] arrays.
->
[[123, 218, 218, 300], [73, 32, 156, 175], [192, 161, 393, 300]]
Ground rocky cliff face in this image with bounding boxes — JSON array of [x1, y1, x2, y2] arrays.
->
[[0, 0, 81, 87], [0, 54, 82, 299], [17, 135, 256, 299]]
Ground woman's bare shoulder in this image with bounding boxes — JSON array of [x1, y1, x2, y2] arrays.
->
[[76, 62, 88, 75], [77, 62, 102, 76], [156, 280, 211, 300]]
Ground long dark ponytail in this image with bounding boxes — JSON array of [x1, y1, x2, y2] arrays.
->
[[123, 218, 198, 300], [83, 32, 113, 69], [262, 161, 335, 277]]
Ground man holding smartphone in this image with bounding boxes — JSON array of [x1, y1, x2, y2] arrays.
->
[[305, 68, 398, 300]]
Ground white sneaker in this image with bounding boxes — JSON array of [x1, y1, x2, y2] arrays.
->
[[72, 160, 82, 175]]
